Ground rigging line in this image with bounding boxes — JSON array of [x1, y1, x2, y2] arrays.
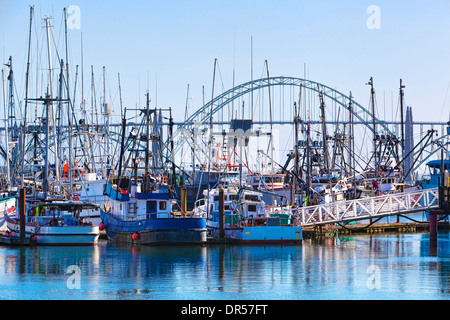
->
[[439, 80, 450, 121]]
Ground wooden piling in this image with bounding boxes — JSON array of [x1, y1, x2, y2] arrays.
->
[[181, 187, 187, 216], [19, 188, 26, 240], [429, 210, 441, 240], [219, 187, 225, 239]]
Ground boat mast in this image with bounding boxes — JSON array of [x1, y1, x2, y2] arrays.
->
[[6, 57, 16, 186], [44, 89, 50, 199], [117, 109, 127, 183], [45, 17, 60, 190], [21, 5, 34, 187], [169, 107, 176, 186], [144, 92, 150, 192], [206, 59, 217, 213], [399, 79, 405, 175], [305, 116, 311, 203], [64, 7, 73, 195], [1, 69, 10, 188], [349, 91, 357, 199], [57, 59, 64, 183], [367, 77, 377, 177], [102, 66, 109, 178], [293, 84, 302, 199], [318, 85, 329, 177]]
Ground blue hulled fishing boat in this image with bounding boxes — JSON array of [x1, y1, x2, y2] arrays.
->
[[420, 159, 450, 222], [99, 100, 207, 244], [100, 180, 207, 244]]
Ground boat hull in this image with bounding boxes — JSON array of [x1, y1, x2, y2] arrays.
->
[[5, 215, 99, 246], [207, 221, 302, 244], [100, 210, 207, 245]]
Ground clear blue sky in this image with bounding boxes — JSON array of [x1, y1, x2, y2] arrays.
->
[[1, 0, 450, 125]]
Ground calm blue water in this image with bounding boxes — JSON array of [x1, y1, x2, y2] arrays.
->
[[1, 232, 450, 300]]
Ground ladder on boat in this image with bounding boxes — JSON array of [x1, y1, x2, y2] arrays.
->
[[298, 187, 440, 227]]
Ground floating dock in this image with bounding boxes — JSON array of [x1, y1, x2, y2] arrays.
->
[[303, 221, 450, 238]]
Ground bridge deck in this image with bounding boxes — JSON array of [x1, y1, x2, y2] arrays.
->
[[298, 188, 439, 227]]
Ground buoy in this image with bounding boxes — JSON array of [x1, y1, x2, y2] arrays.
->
[[98, 222, 105, 230], [132, 233, 139, 241]]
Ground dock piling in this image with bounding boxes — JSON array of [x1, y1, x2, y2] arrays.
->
[[19, 188, 26, 240], [181, 187, 187, 216], [429, 210, 441, 241], [219, 187, 225, 239]]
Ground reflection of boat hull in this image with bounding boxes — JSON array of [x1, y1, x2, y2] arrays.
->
[[207, 221, 302, 244], [5, 215, 99, 245], [100, 209, 207, 245]]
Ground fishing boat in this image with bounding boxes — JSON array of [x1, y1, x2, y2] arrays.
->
[[175, 167, 240, 211], [5, 200, 99, 245], [62, 171, 107, 226], [419, 159, 450, 222], [195, 186, 302, 244], [420, 160, 450, 190], [99, 103, 207, 245], [100, 179, 207, 244], [246, 172, 291, 205]]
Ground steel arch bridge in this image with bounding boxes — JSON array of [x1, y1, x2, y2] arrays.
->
[[169, 76, 390, 166], [175, 76, 390, 137], [167, 76, 449, 175]]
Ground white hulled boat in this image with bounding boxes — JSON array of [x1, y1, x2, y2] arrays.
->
[[194, 186, 302, 244], [5, 200, 99, 245]]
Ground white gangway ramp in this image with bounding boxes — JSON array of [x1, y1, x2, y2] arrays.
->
[[298, 188, 440, 227]]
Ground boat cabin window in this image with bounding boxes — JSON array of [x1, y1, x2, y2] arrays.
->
[[429, 166, 441, 176], [264, 176, 283, 184], [248, 204, 257, 212], [159, 201, 167, 211], [128, 203, 137, 214], [214, 196, 219, 201], [244, 195, 259, 201], [229, 195, 237, 200]]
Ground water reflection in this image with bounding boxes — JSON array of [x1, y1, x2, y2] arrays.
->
[[0, 233, 449, 299]]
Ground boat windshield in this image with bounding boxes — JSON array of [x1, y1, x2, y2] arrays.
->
[[427, 161, 450, 176]]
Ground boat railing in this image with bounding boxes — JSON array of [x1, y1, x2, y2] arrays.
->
[[117, 211, 203, 222]]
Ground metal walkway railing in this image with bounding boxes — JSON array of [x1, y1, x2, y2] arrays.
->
[[298, 188, 439, 227]]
